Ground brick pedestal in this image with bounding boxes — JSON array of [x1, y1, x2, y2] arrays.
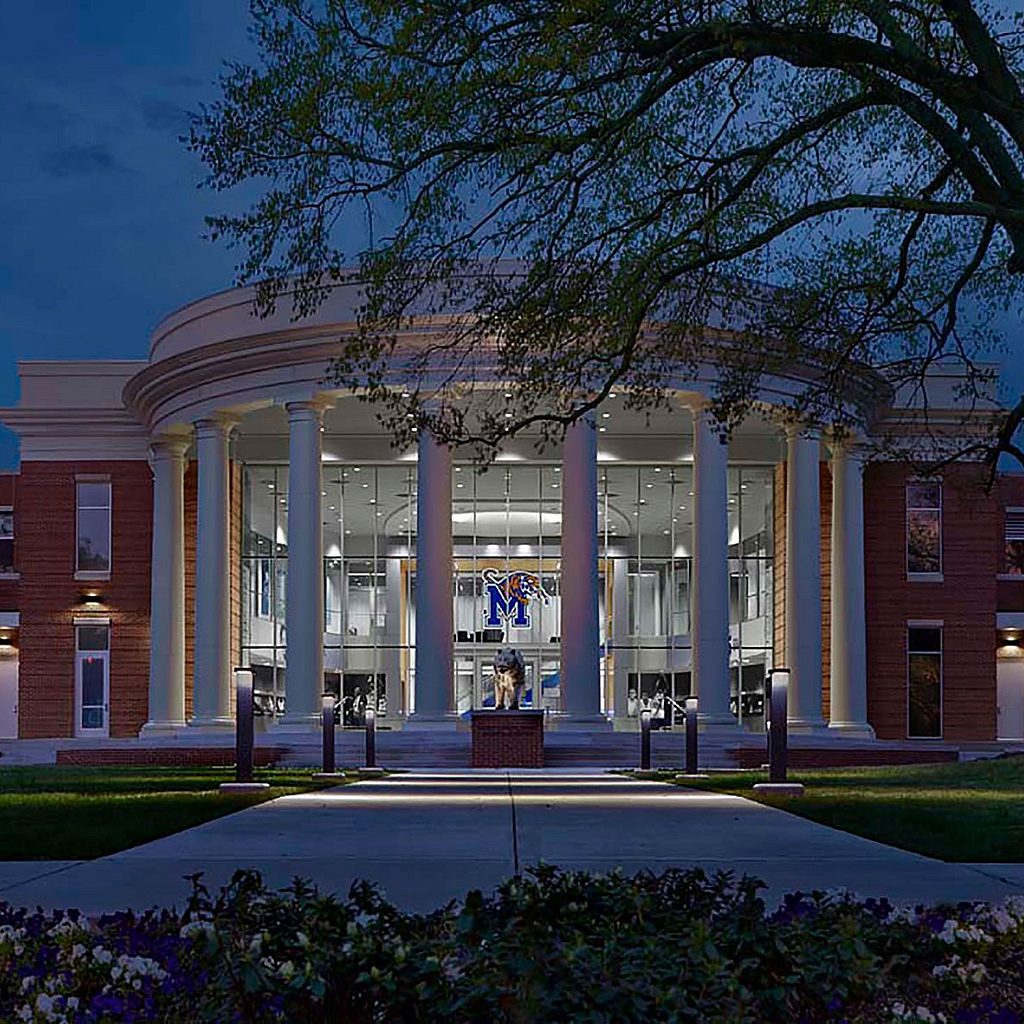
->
[[471, 710, 544, 768]]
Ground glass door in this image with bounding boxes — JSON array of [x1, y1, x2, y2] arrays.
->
[[75, 623, 109, 737]]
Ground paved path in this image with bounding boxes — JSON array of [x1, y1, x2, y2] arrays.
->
[[1, 771, 1021, 915]]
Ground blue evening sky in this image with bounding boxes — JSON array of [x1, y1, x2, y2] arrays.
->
[[0, 2, 258, 467], [0, 3, 1020, 470]]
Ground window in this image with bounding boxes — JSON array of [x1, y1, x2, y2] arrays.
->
[[0, 507, 12, 573], [908, 625, 942, 738], [75, 622, 109, 735], [1005, 508, 1024, 576], [76, 481, 111, 576], [907, 480, 942, 575]]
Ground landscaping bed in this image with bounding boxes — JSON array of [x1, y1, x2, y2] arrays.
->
[[2, 866, 1023, 1022], [651, 756, 1024, 862], [0, 767, 334, 860]]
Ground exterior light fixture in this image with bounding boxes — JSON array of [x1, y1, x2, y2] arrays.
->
[[79, 592, 103, 608]]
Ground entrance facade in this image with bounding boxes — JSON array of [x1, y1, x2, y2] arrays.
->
[[238, 460, 776, 727]]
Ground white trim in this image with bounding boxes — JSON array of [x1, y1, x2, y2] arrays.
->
[[907, 572, 944, 583], [73, 615, 111, 627], [0, 573, 19, 581], [74, 571, 111, 582]]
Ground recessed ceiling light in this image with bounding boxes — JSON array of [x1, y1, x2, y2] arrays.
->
[[321, 490, 327, 496], [663, 529, 670, 535], [601, 412, 611, 419], [352, 466, 361, 472], [456, 482, 464, 488], [679, 504, 686, 510], [345, 529, 351, 535], [328, 505, 336, 511], [646, 483, 653, 489], [362, 482, 369, 488], [599, 426, 607, 433], [654, 467, 661, 472]]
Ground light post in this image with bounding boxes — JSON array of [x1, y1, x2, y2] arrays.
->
[[685, 696, 699, 774], [640, 706, 652, 770], [753, 668, 804, 797], [219, 668, 269, 792], [365, 703, 377, 769], [322, 693, 336, 775]]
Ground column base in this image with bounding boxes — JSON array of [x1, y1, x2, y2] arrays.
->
[[546, 713, 613, 732], [697, 711, 739, 728], [827, 721, 876, 739], [404, 713, 459, 731], [187, 717, 234, 731], [272, 713, 321, 734], [139, 720, 187, 736], [787, 717, 829, 734]]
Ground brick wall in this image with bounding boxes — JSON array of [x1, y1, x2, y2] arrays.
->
[[471, 711, 544, 767], [17, 461, 152, 738], [864, 462, 999, 741]]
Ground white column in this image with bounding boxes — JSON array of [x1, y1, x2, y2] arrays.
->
[[383, 553, 404, 718], [280, 400, 326, 727], [785, 425, 825, 729], [829, 439, 874, 735], [560, 415, 605, 724], [691, 405, 735, 724], [409, 429, 453, 722], [142, 436, 188, 733], [191, 414, 236, 728]]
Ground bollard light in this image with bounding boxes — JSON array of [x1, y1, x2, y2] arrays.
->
[[767, 668, 790, 783], [365, 704, 377, 769], [322, 693, 336, 775], [235, 668, 255, 784], [640, 707, 652, 770], [684, 696, 699, 774]]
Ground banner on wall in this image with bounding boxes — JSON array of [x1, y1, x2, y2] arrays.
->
[[482, 568, 551, 629]]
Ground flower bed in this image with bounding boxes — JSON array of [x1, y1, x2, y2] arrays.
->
[[2, 867, 1023, 1022]]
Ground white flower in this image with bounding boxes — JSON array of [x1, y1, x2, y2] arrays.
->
[[21, 976, 35, 993], [92, 946, 113, 965]]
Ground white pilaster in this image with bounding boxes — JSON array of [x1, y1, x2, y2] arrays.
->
[[691, 405, 735, 724], [559, 414, 606, 724], [408, 429, 454, 724], [191, 414, 237, 728], [785, 425, 825, 729], [829, 438, 874, 736], [280, 399, 327, 727], [141, 436, 188, 733]]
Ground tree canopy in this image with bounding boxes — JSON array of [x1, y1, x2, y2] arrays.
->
[[189, 0, 1024, 465]]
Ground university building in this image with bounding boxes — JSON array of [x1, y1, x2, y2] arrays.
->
[[0, 277, 1022, 761]]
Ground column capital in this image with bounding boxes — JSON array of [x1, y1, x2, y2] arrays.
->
[[284, 395, 333, 421], [194, 412, 240, 439], [825, 428, 869, 461], [148, 435, 190, 462], [783, 419, 821, 443]]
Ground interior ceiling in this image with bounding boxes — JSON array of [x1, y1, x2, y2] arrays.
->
[[236, 394, 780, 443], [245, 461, 773, 543]]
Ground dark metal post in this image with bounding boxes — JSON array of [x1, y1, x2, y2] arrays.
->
[[684, 696, 698, 774], [767, 668, 789, 783], [322, 693, 336, 774], [235, 668, 255, 784], [640, 707, 651, 770], [365, 704, 376, 768]]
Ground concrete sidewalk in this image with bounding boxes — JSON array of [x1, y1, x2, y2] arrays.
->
[[1, 771, 1020, 915]]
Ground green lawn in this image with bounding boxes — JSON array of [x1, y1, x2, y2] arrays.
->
[[646, 756, 1024, 862], [0, 766, 341, 860]]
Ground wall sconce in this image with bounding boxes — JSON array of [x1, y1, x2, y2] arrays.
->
[[79, 591, 103, 608]]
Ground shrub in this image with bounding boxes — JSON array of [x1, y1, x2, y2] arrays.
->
[[2, 867, 1023, 1022]]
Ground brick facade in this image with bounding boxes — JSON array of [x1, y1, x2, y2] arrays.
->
[[471, 710, 545, 767], [16, 460, 152, 739], [864, 463, 1000, 742]]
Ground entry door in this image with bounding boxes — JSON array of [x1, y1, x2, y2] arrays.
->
[[997, 658, 1024, 741], [0, 655, 17, 739], [75, 624, 109, 737]]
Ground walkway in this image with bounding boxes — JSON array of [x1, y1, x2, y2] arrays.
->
[[1, 771, 1020, 915]]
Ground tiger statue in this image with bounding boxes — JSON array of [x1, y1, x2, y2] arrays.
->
[[492, 647, 527, 710]]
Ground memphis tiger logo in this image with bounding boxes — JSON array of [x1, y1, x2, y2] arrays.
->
[[482, 568, 551, 629]]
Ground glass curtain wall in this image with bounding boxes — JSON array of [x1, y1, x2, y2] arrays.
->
[[241, 461, 773, 727]]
